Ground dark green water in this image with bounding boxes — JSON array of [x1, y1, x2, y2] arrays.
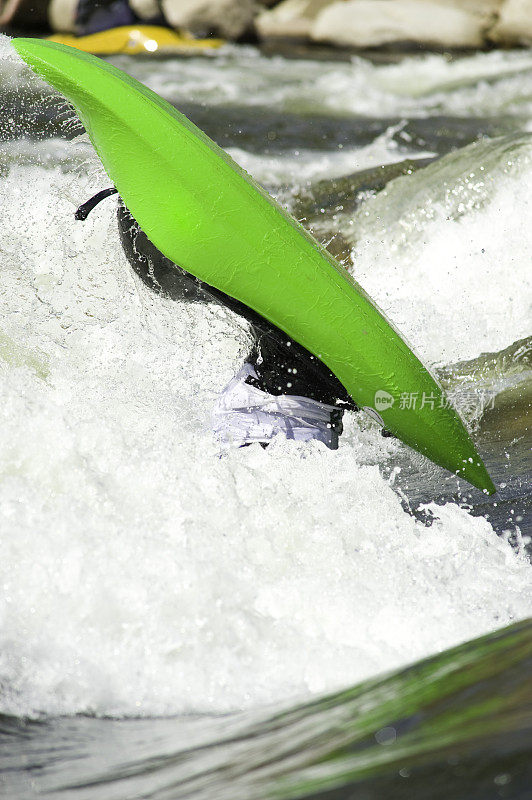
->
[[1, 620, 531, 799]]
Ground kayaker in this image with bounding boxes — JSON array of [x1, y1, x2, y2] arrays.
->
[[76, 189, 358, 449]]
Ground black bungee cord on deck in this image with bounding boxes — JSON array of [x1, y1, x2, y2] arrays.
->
[[74, 187, 118, 220]]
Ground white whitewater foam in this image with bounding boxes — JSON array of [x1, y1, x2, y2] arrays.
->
[[347, 135, 532, 365], [227, 127, 433, 188], [0, 157, 530, 719], [110, 46, 532, 119], [0, 33, 32, 89]]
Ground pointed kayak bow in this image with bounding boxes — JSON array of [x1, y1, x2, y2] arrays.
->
[[13, 37, 495, 494]]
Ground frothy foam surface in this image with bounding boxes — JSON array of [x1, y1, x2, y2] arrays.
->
[[111, 46, 532, 119], [227, 128, 432, 187], [347, 135, 532, 365]]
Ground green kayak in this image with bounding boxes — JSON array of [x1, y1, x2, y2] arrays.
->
[[13, 38, 495, 494]]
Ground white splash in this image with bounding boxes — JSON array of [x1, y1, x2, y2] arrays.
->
[[347, 135, 532, 365]]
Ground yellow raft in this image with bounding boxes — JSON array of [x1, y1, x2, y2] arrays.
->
[[47, 25, 224, 57]]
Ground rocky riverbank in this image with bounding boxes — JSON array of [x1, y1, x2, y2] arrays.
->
[[255, 0, 532, 49], [2, 0, 532, 50], [48, 0, 532, 49]]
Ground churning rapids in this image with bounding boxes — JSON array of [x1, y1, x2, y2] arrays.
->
[[0, 33, 531, 800]]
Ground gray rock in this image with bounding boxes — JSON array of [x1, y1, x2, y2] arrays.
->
[[311, 0, 502, 49], [48, 0, 77, 32], [130, 0, 161, 19], [489, 0, 532, 44], [255, 0, 337, 40], [161, 0, 260, 40]]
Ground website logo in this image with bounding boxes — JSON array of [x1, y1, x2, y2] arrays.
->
[[374, 390, 395, 411]]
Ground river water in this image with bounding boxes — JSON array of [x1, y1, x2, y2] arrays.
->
[[0, 36, 531, 799]]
